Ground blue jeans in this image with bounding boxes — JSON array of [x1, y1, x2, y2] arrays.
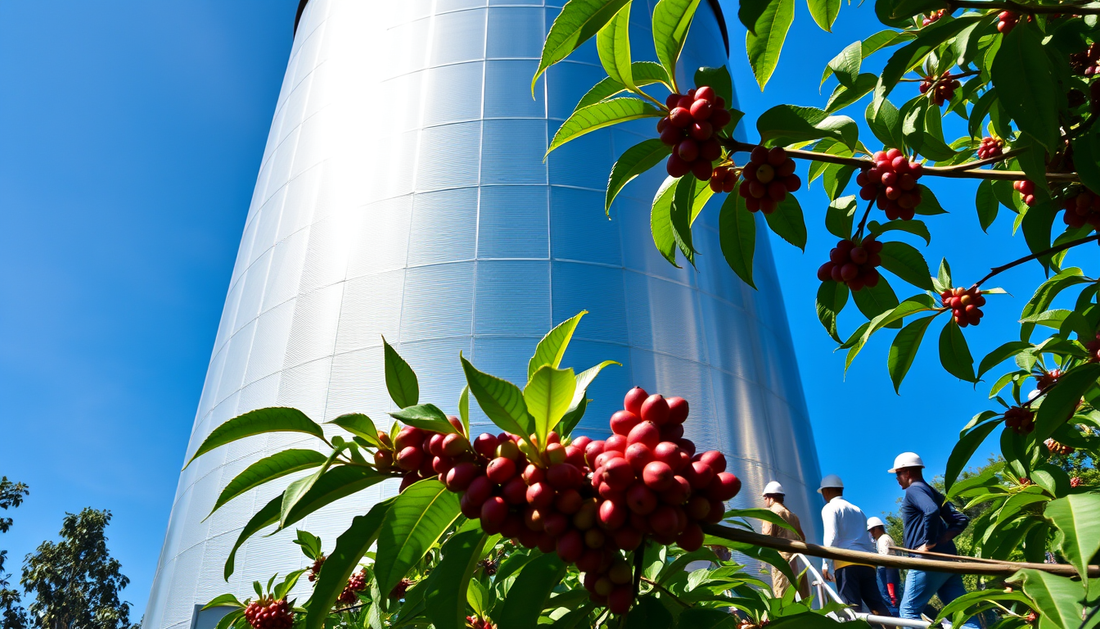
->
[[900, 569, 980, 629], [875, 567, 900, 616]]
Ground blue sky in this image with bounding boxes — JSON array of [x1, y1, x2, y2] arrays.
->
[[0, 0, 1061, 620]]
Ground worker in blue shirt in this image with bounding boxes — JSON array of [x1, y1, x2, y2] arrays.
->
[[889, 452, 979, 628]]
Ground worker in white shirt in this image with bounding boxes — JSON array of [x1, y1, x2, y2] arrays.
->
[[819, 475, 893, 617], [866, 517, 901, 615]]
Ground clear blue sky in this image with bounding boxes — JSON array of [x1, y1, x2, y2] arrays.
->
[[0, 0, 1055, 620]]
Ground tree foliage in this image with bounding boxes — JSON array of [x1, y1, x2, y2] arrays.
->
[[1, 478, 30, 629]]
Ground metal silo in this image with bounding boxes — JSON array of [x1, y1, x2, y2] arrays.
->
[[143, 2, 823, 628]]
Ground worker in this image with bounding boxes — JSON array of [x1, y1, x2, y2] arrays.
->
[[818, 475, 893, 616], [866, 517, 901, 616], [889, 452, 979, 629], [760, 481, 810, 600]]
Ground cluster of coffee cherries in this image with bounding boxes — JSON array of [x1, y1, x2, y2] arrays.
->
[[244, 598, 293, 629], [1035, 369, 1062, 392], [738, 147, 801, 214], [1086, 333, 1100, 362], [996, 11, 1027, 33], [1004, 406, 1035, 434], [389, 578, 412, 601], [307, 555, 325, 582], [919, 72, 960, 107], [466, 616, 497, 629], [1072, 476, 1083, 488], [1014, 180, 1037, 207], [373, 417, 471, 491], [1061, 188, 1100, 230], [977, 137, 1004, 160], [337, 570, 366, 605], [1044, 438, 1074, 456], [816, 235, 883, 292], [391, 387, 739, 616], [922, 9, 946, 25], [709, 166, 738, 193], [658, 86, 732, 180], [940, 287, 986, 327], [582, 556, 636, 614], [857, 149, 924, 221], [1070, 43, 1099, 76]]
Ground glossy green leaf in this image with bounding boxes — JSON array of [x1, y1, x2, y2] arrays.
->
[[533, 0, 632, 93], [739, 0, 775, 33], [816, 280, 849, 343], [560, 360, 619, 436], [846, 295, 934, 369], [671, 175, 700, 264], [548, 98, 663, 154], [764, 194, 807, 251], [1071, 127, 1100, 194], [873, 15, 984, 112], [304, 499, 395, 629], [710, 540, 795, 582], [718, 193, 756, 288], [865, 98, 905, 151], [280, 465, 388, 533], [653, 0, 702, 83], [329, 413, 381, 448], [203, 594, 244, 610], [977, 341, 1032, 379], [208, 449, 327, 517], [825, 196, 857, 239], [574, 62, 671, 111], [944, 421, 1000, 494], [294, 529, 322, 559], [694, 66, 735, 108], [850, 277, 900, 323], [825, 73, 877, 113], [390, 403, 457, 434], [606, 139, 672, 214], [651, 176, 681, 267], [673, 608, 735, 629], [186, 407, 325, 468], [382, 337, 419, 409], [223, 495, 281, 579], [461, 356, 534, 443], [626, 596, 674, 629], [596, 4, 634, 89], [1021, 201, 1056, 267], [756, 105, 858, 150], [939, 320, 976, 382], [525, 365, 577, 447], [867, 219, 930, 245], [1015, 569, 1085, 629], [528, 311, 587, 381], [1032, 364, 1100, 446], [888, 314, 936, 393], [913, 184, 947, 216], [1020, 268, 1089, 342], [374, 480, 461, 596], [498, 552, 567, 629], [1046, 495, 1100, 584], [279, 450, 342, 527], [975, 179, 998, 232], [879, 241, 933, 291], [424, 528, 489, 629], [746, 0, 795, 90], [807, 0, 840, 32], [991, 25, 1059, 150], [823, 31, 914, 86]]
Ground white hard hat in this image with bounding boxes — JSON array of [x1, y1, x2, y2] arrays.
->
[[866, 517, 885, 530], [762, 481, 785, 497], [817, 474, 844, 493], [888, 452, 925, 473]]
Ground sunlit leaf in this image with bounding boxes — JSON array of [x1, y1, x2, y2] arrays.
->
[[533, 0, 632, 93], [186, 407, 325, 468]]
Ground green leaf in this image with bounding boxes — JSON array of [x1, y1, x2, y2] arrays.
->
[[532, 0, 632, 93], [185, 407, 325, 468], [461, 356, 534, 444], [280, 465, 388, 534], [825, 196, 857, 239], [459, 387, 470, 437], [807, 0, 840, 32], [280, 450, 342, 527], [626, 596, 674, 629], [653, 0, 702, 83], [1020, 268, 1089, 342], [846, 295, 934, 369], [767, 613, 858, 628], [208, 449, 328, 517], [939, 320, 977, 382], [977, 341, 1032, 379], [879, 241, 933, 291], [865, 98, 905, 151], [560, 360, 619, 436], [548, 98, 663, 155], [725, 507, 799, 536], [867, 219, 931, 245], [709, 540, 796, 583], [763, 194, 807, 251], [374, 480, 462, 596], [1032, 363, 1100, 447], [718, 194, 756, 288], [223, 495, 281, 579], [991, 25, 1060, 151], [1071, 127, 1100, 195], [888, 315, 936, 393], [739, 0, 775, 33], [1046, 495, 1100, 584], [756, 105, 858, 150], [850, 277, 900, 323], [294, 530, 322, 559], [825, 73, 877, 114], [498, 553, 567, 629], [524, 365, 577, 447], [745, 0, 795, 90], [390, 403, 458, 434], [528, 311, 587, 381], [816, 280, 849, 343], [651, 176, 681, 268], [975, 179, 999, 232], [304, 499, 395, 629], [574, 62, 672, 111], [944, 420, 1000, 494], [606, 140, 672, 214], [329, 413, 381, 448], [1021, 201, 1056, 266], [203, 594, 244, 610], [1015, 569, 1085, 629], [424, 528, 490, 629], [824, 31, 915, 85], [675, 608, 736, 629], [694, 66, 735, 109], [873, 15, 984, 112], [671, 175, 700, 264], [382, 337, 419, 409], [913, 184, 947, 216], [596, 3, 634, 90]]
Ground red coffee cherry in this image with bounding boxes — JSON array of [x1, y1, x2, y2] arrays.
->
[[658, 88, 733, 180], [997, 10, 1019, 33], [1014, 179, 1036, 206], [919, 71, 960, 107], [1035, 368, 1062, 392], [1071, 476, 1083, 488], [709, 165, 738, 193], [922, 9, 946, 25], [337, 570, 366, 605], [816, 235, 883, 292], [307, 555, 325, 582], [857, 148, 923, 220], [1004, 406, 1035, 434], [244, 598, 294, 629], [1061, 188, 1100, 230], [977, 136, 1004, 160], [738, 146, 800, 214], [1086, 333, 1100, 362], [1070, 42, 1099, 76], [940, 286, 986, 327]]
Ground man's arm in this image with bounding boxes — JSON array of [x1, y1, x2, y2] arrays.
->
[[762, 520, 776, 537], [909, 489, 942, 552], [821, 506, 836, 575]]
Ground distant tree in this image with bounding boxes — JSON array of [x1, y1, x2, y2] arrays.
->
[[20, 508, 137, 629], [1, 477, 30, 629]]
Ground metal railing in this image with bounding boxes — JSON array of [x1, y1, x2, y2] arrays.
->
[[788, 554, 933, 628]]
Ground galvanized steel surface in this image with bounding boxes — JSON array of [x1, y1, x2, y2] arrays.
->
[[143, 2, 823, 628]]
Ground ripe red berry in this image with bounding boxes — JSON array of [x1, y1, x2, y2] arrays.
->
[[642, 461, 675, 492], [940, 286, 987, 327], [624, 387, 648, 415], [480, 496, 509, 533], [977, 136, 1004, 160], [640, 394, 671, 425], [817, 235, 883, 291], [1004, 406, 1035, 434], [626, 421, 660, 449], [1060, 188, 1100, 229], [626, 482, 658, 515], [1014, 180, 1036, 207], [486, 457, 516, 484], [598, 499, 628, 530], [609, 410, 641, 436]]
